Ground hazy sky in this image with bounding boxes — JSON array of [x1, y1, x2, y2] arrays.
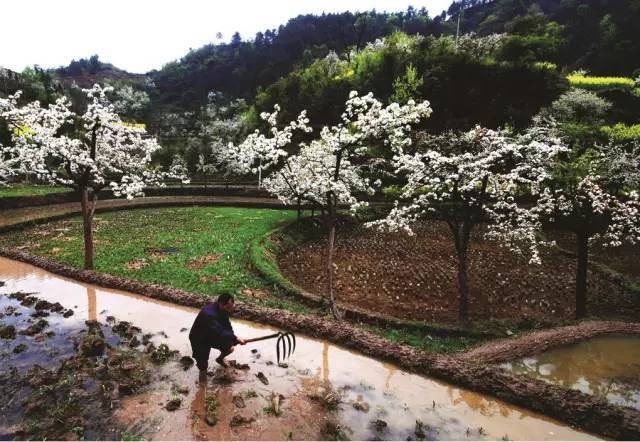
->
[[1, 1, 450, 74]]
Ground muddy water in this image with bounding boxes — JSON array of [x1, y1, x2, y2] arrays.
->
[[502, 335, 640, 411], [0, 257, 596, 441]]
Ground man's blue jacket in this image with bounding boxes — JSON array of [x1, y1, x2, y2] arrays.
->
[[189, 302, 238, 349]]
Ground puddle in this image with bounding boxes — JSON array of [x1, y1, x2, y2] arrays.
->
[[501, 335, 640, 411], [0, 257, 596, 440]]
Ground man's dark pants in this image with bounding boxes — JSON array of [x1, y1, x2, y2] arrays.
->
[[189, 335, 232, 370]]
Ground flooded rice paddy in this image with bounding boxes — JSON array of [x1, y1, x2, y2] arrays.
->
[[0, 257, 596, 440], [501, 335, 640, 411]]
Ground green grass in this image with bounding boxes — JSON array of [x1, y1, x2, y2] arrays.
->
[[0, 184, 69, 197], [0, 207, 310, 310], [365, 324, 482, 354]]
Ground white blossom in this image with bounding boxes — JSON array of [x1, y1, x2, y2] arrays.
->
[[369, 122, 567, 264], [0, 84, 178, 197]]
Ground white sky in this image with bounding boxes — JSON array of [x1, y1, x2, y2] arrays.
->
[[1, 1, 450, 74]]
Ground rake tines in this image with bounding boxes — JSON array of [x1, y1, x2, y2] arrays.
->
[[276, 332, 296, 365]]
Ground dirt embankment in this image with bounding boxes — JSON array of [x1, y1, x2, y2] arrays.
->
[[2, 248, 640, 440], [278, 221, 640, 323], [458, 321, 640, 365]]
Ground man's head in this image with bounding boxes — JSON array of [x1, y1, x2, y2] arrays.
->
[[217, 293, 235, 313]]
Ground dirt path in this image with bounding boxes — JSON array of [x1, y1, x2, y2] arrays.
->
[[0, 195, 286, 230], [458, 321, 640, 364]]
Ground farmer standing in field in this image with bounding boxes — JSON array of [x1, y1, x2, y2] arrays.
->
[[189, 293, 246, 377]]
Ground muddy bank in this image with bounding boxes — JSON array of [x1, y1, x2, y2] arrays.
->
[[1, 249, 639, 439], [459, 321, 640, 364]]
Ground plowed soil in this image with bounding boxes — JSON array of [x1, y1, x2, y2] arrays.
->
[[277, 221, 640, 323]]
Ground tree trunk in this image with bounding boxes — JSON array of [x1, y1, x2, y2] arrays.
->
[[450, 221, 472, 321], [325, 216, 340, 319], [575, 229, 589, 319], [456, 243, 470, 321], [80, 186, 97, 270]]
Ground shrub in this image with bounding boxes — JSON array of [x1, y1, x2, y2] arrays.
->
[[549, 89, 612, 125], [381, 185, 403, 200], [600, 123, 640, 141], [533, 61, 557, 71]]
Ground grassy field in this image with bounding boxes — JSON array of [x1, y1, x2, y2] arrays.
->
[[0, 184, 69, 197], [0, 206, 484, 353], [0, 207, 310, 310]]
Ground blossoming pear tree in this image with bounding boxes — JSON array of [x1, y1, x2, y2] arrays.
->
[[220, 104, 312, 188], [228, 92, 432, 318], [369, 122, 566, 321], [0, 84, 181, 270], [537, 140, 640, 319]]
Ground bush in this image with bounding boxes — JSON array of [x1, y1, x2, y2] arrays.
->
[[549, 89, 612, 125], [600, 123, 640, 141], [381, 185, 403, 200]]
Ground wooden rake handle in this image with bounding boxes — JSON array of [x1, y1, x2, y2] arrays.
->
[[243, 332, 281, 343]]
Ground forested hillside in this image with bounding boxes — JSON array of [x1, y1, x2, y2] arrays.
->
[[2, 0, 639, 158]]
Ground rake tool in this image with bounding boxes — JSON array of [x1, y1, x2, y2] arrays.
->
[[243, 331, 296, 365]]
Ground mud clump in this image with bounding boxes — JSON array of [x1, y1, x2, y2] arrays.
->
[[229, 414, 255, 427], [50, 302, 65, 313], [150, 343, 177, 364], [309, 384, 341, 410], [20, 319, 48, 336], [232, 395, 246, 408], [322, 421, 350, 441], [112, 321, 132, 337], [20, 296, 38, 307], [0, 324, 16, 339], [142, 333, 153, 345], [165, 397, 182, 411], [229, 360, 249, 370], [63, 309, 74, 318], [3, 305, 19, 316], [255, 372, 269, 385], [77, 325, 106, 357], [179, 356, 194, 370], [34, 300, 53, 310], [30, 310, 49, 318], [13, 343, 28, 354], [353, 400, 370, 413], [372, 419, 388, 432]]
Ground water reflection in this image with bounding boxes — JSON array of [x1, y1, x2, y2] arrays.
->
[[87, 286, 97, 322], [322, 341, 329, 382], [502, 335, 640, 410]]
